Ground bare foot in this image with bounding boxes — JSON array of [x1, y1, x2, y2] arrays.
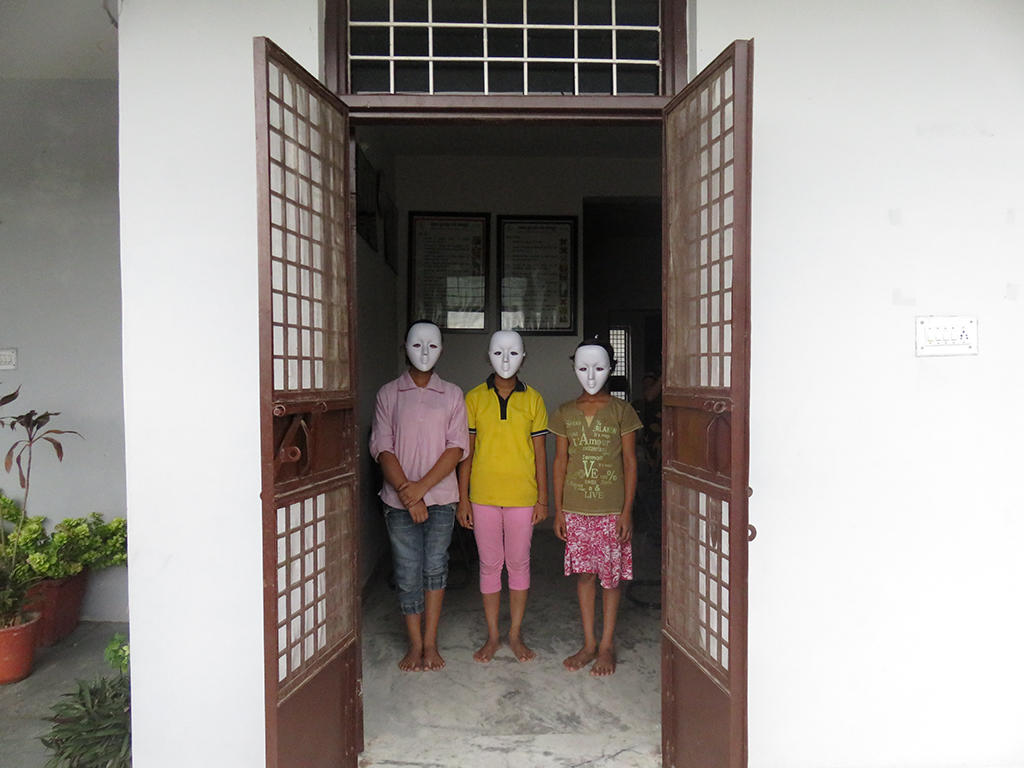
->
[[563, 645, 597, 671], [398, 646, 423, 671], [473, 637, 501, 663], [422, 646, 445, 670], [508, 634, 536, 662], [591, 646, 616, 676]]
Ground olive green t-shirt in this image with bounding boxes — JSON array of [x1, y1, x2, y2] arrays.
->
[[549, 397, 642, 516]]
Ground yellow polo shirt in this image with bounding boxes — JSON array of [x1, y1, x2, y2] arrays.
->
[[465, 375, 548, 507]]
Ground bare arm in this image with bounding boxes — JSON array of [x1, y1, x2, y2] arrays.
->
[[532, 433, 549, 525], [378, 451, 409, 493], [552, 435, 569, 541], [456, 434, 476, 528], [377, 451, 428, 523], [618, 430, 638, 543], [397, 446, 463, 508]]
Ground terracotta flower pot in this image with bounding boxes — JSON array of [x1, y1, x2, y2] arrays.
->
[[0, 612, 41, 684], [24, 570, 88, 647]]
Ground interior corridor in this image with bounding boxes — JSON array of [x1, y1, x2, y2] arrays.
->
[[360, 523, 662, 767]]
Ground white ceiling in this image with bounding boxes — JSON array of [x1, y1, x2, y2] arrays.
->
[[0, 2, 660, 161], [0, 0, 118, 79]]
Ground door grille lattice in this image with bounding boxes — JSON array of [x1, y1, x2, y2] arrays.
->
[[267, 60, 351, 394], [261, 52, 359, 699], [275, 486, 356, 686], [665, 481, 731, 681], [665, 62, 735, 390], [663, 57, 738, 687]]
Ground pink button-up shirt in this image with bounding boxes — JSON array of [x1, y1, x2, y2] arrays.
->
[[369, 370, 469, 509]]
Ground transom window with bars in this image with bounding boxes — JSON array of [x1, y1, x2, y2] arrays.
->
[[348, 0, 662, 95]]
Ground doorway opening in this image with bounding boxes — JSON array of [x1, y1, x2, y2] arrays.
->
[[257, 36, 751, 767], [353, 119, 665, 764], [582, 196, 664, 610]]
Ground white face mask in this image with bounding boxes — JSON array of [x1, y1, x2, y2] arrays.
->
[[488, 330, 525, 379], [574, 345, 612, 395], [405, 322, 443, 372]]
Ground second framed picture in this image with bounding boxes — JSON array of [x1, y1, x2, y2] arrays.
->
[[498, 215, 578, 334]]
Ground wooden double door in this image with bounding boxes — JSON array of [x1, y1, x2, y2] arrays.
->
[[254, 36, 752, 768]]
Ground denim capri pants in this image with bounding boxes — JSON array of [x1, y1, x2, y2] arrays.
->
[[383, 503, 456, 615]]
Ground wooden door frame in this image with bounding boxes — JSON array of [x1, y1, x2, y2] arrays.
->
[[255, 36, 364, 768], [659, 39, 752, 768], [282, 21, 752, 765]]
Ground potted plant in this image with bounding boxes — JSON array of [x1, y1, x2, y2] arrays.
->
[[19, 511, 127, 646], [0, 510, 40, 684], [0, 401, 125, 647], [0, 386, 43, 683], [0, 393, 82, 675]]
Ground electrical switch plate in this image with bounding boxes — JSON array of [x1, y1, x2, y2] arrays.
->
[[915, 316, 977, 357], [0, 349, 16, 370]]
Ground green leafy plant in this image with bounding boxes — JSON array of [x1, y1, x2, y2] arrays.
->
[[9, 512, 128, 580], [42, 634, 131, 767], [0, 399, 125, 589], [103, 633, 129, 674], [0, 543, 36, 627], [0, 387, 38, 627]]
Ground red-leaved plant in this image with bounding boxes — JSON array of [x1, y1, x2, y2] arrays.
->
[[0, 387, 82, 626], [2, 407, 82, 514]]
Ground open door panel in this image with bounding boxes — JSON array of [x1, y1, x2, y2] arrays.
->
[[661, 40, 753, 768], [254, 37, 362, 768]]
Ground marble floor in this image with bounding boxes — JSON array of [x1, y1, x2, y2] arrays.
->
[[359, 524, 664, 767], [0, 530, 662, 768]]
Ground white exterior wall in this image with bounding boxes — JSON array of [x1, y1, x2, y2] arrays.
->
[[0, 78, 127, 621], [115, 0, 1024, 764], [119, 2, 319, 765], [693, 2, 1024, 766]]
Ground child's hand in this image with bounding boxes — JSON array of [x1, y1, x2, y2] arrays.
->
[[616, 513, 633, 544], [553, 511, 567, 541], [531, 503, 548, 525], [397, 480, 425, 509], [457, 499, 473, 529], [408, 500, 429, 524]]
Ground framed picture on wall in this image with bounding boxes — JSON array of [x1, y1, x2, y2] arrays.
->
[[377, 185, 397, 274], [498, 215, 577, 334], [408, 212, 490, 332], [355, 147, 378, 252]]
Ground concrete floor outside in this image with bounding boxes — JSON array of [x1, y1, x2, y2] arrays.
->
[[1, 525, 663, 767]]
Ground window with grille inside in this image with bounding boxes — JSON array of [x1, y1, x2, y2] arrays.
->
[[349, 0, 661, 95], [609, 325, 630, 400]]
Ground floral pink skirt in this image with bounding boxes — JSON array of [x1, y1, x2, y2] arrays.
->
[[563, 512, 633, 590]]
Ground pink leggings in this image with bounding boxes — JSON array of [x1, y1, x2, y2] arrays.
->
[[471, 504, 533, 593]]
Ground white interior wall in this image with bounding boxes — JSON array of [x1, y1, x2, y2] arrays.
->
[[355, 142, 399, 584], [394, 153, 661, 501], [0, 78, 126, 621], [693, 2, 1024, 767], [119, 2, 320, 766]]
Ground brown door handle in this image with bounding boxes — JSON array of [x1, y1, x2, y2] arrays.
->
[[278, 445, 302, 463], [747, 524, 757, 541]]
